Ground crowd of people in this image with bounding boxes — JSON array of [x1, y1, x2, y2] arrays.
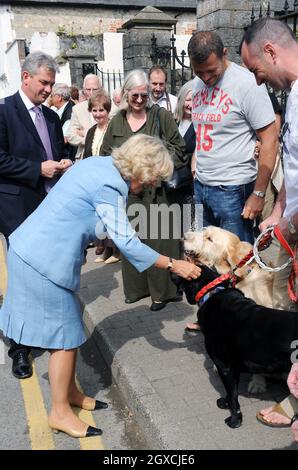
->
[[0, 17, 297, 443]]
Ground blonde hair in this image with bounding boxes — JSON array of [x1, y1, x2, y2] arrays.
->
[[112, 134, 173, 183], [120, 69, 149, 111], [174, 80, 193, 122]]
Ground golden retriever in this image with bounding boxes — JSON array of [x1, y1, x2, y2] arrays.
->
[[183, 226, 275, 393], [184, 226, 274, 308]]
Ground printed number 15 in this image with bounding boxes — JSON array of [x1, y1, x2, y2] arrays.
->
[[196, 124, 213, 151]]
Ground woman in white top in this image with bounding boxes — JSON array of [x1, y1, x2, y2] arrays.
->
[[83, 90, 111, 158]]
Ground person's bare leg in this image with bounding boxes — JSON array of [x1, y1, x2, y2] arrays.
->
[[48, 349, 89, 437], [68, 349, 96, 411]]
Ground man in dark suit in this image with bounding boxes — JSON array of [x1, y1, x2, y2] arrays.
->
[[0, 51, 72, 379], [51, 83, 77, 161]]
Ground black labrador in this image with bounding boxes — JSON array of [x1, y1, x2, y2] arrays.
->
[[173, 265, 298, 428]]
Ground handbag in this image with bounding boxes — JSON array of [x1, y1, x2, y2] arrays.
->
[[163, 165, 193, 192]]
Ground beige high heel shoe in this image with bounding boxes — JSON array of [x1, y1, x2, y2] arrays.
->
[[70, 398, 108, 411], [49, 419, 102, 438]]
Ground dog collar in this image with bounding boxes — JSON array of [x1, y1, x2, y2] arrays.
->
[[197, 286, 226, 308], [195, 272, 236, 303]]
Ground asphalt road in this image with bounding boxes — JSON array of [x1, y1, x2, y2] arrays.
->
[[0, 332, 148, 450]]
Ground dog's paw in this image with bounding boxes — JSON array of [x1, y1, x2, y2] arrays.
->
[[225, 412, 242, 428], [248, 374, 267, 394], [217, 397, 230, 409]]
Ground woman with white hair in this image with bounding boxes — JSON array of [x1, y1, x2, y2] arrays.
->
[[100, 69, 187, 311], [0, 134, 201, 439]]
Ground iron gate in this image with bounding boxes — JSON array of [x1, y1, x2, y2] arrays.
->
[[150, 33, 193, 95], [82, 63, 124, 95]]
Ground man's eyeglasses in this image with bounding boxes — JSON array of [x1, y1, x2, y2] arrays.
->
[[130, 93, 149, 100]]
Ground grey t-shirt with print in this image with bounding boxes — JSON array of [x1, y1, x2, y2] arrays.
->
[[192, 62, 275, 186]]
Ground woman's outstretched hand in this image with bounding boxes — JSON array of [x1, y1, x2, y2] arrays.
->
[[154, 255, 201, 280], [171, 259, 201, 280]]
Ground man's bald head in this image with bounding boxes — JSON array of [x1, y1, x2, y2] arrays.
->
[[240, 17, 296, 55]]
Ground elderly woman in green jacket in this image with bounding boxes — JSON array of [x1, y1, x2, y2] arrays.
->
[[100, 69, 187, 311]]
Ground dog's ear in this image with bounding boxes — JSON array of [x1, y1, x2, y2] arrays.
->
[[215, 256, 232, 273], [234, 241, 252, 264], [222, 241, 251, 269]]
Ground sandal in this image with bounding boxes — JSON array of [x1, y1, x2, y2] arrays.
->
[[256, 403, 297, 428]]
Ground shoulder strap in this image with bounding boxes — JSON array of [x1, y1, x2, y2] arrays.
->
[[165, 92, 172, 113], [155, 106, 163, 139]]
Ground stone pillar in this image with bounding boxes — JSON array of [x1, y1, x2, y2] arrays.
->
[[59, 33, 103, 87], [63, 51, 97, 88], [121, 6, 177, 76], [196, 0, 287, 64]]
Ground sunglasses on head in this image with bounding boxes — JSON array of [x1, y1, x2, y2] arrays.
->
[[130, 93, 149, 100]]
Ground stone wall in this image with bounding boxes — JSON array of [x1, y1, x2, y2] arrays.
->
[[196, 0, 288, 63], [59, 33, 104, 61], [11, 5, 196, 40]]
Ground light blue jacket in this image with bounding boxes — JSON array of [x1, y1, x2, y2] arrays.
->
[[10, 157, 159, 291]]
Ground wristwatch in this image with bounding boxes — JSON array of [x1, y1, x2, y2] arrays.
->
[[288, 216, 297, 235], [253, 190, 266, 198], [167, 257, 174, 271]]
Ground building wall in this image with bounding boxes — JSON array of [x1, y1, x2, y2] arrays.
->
[[0, 4, 195, 97], [0, 5, 14, 75], [0, 40, 21, 98], [196, 0, 288, 63], [10, 5, 196, 40]]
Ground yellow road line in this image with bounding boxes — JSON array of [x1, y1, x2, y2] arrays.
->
[[20, 358, 105, 449], [0, 235, 7, 298], [20, 362, 55, 450], [75, 379, 105, 450]]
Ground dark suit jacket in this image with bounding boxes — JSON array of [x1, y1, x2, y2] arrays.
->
[[0, 91, 66, 237], [60, 100, 77, 161]]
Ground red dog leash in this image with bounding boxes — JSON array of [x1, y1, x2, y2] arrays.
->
[[194, 226, 298, 304], [273, 225, 298, 303], [235, 231, 273, 270], [194, 272, 237, 303], [194, 232, 272, 303]]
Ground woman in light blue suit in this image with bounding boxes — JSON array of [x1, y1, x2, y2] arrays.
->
[[0, 134, 201, 439]]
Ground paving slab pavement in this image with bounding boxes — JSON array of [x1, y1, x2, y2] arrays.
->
[[79, 250, 298, 450]]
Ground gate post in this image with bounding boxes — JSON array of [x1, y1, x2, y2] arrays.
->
[[59, 33, 104, 88], [196, 0, 286, 63], [121, 6, 177, 80]]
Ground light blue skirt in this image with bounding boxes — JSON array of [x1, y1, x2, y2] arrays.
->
[[0, 248, 86, 349]]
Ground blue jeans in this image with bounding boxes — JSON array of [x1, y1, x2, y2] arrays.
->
[[194, 180, 255, 244]]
